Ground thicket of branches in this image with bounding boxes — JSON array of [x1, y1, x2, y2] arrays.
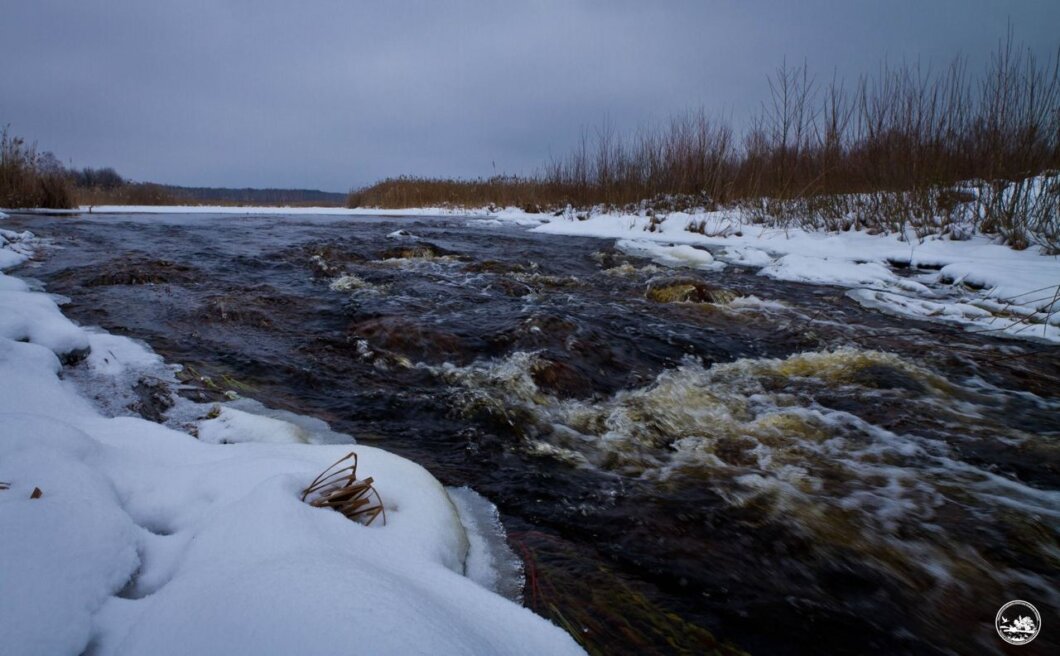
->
[[0, 126, 74, 209], [349, 37, 1060, 250]]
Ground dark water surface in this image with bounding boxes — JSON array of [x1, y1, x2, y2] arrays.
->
[[7, 211, 1059, 655]]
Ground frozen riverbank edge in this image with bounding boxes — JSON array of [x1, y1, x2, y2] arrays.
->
[[37, 203, 1060, 343], [0, 221, 584, 655]]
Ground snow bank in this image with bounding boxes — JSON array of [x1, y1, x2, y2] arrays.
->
[[0, 235, 583, 655], [0, 287, 91, 357], [616, 239, 723, 271], [473, 206, 1060, 343], [0, 227, 34, 269]]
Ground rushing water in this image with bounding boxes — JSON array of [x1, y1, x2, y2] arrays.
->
[[6, 211, 1059, 655]]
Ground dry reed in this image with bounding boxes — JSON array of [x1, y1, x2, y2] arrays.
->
[[301, 452, 386, 526]]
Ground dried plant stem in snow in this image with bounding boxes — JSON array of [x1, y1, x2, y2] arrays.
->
[[301, 452, 386, 526]]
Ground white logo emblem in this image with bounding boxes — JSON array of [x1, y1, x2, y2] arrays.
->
[[996, 600, 1041, 645]]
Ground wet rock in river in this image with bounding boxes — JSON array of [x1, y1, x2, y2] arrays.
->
[[293, 241, 368, 278], [590, 249, 624, 269], [645, 278, 737, 304], [530, 358, 593, 399], [378, 242, 464, 261], [511, 271, 581, 290]]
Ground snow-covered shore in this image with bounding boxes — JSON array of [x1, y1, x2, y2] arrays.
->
[[538, 211, 1060, 342], [0, 226, 583, 655], [476, 206, 1059, 343]]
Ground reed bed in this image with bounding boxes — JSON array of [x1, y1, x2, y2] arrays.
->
[[0, 126, 74, 209], [348, 36, 1060, 251]]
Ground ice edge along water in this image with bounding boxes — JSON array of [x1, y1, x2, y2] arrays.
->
[[0, 225, 583, 656]]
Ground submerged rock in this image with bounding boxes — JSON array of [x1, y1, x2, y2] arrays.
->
[[57, 256, 200, 287], [378, 242, 463, 261], [463, 260, 525, 274], [347, 316, 472, 364], [199, 285, 289, 327], [293, 241, 369, 278], [645, 278, 737, 304], [530, 358, 592, 399]]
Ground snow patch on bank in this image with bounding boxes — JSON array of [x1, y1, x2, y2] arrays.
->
[[470, 206, 1060, 343], [0, 233, 584, 656]]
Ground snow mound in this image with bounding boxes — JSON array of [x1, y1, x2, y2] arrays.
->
[[761, 253, 898, 287], [0, 228, 35, 270], [616, 239, 724, 270], [196, 405, 312, 444], [0, 415, 141, 656], [0, 288, 90, 359]]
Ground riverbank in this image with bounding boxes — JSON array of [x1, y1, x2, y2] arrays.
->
[[0, 226, 583, 655]]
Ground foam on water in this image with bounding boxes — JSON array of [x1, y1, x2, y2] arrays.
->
[[434, 347, 1060, 596]]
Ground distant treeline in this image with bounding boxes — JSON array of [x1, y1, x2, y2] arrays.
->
[[1, 137, 345, 209], [164, 186, 346, 205], [347, 36, 1060, 249], [69, 167, 345, 206], [74, 178, 346, 207]]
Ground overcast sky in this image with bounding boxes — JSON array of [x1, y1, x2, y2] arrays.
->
[[2, 1, 1058, 191]]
